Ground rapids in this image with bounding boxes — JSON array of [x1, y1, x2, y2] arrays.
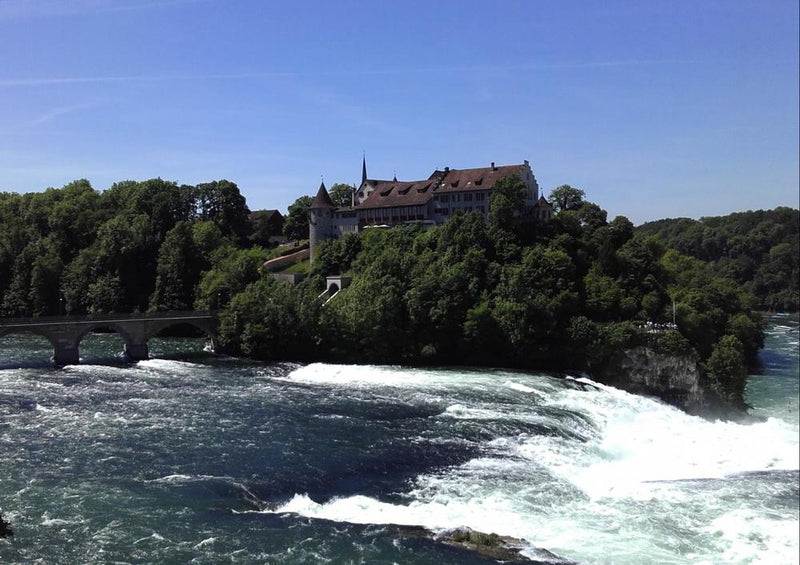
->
[[0, 317, 797, 564]]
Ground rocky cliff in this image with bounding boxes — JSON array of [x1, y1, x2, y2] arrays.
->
[[597, 346, 746, 419]]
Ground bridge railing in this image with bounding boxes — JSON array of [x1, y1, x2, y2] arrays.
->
[[0, 310, 215, 326]]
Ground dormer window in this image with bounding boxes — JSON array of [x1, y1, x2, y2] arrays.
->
[[450, 181, 459, 188], [475, 178, 483, 186]]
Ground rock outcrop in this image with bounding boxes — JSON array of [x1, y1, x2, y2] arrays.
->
[[0, 513, 12, 538], [394, 525, 577, 564], [597, 346, 746, 419]]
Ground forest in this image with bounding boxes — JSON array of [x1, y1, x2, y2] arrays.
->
[[636, 208, 799, 312], [0, 176, 797, 409]]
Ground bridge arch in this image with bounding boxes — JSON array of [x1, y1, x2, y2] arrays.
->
[[0, 328, 62, 366], [74, 323, 140, 361], [0, 311, 219, 366], [144, 319, 220, 355]]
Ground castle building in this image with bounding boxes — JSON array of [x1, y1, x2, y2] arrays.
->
[[309, 158, 553, 263]]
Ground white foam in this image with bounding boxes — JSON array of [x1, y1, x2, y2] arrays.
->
[[194, 537, 216, 549], [136, 358, 200, 372], [269, 493, 533, 541], [285, 363, 449, 389], [526, 379, 800, 499], [504, 380, 537, 393], [703, 509, 800, 565]]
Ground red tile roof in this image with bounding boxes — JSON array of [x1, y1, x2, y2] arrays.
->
[[357, 179, 435, 209], [435, 164, 526, 194], [356, 164, 527, 209]]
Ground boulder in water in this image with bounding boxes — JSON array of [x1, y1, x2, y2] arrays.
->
[[394, 525, 577, 564], [1, 513, 13, 538]]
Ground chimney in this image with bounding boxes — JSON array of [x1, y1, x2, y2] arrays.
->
[[491, 162, 496, 171], [444, 166, 450, 173]]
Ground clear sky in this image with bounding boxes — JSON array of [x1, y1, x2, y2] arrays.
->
[[1, 0, 797, 225]]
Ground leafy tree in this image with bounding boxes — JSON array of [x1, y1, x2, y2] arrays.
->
[[549, 184, 585, 214], [194, 180, 251, 244], [95, 213, 156, 311], [707, 335, 747, 406], [329, 183, 356, 208], [125, 178, 193, 240], [313, 232, 362, 277], [219, 277, 320, 360], [583, 266, 623, 321], [488, 174, 525, 232], [86, 274, 124, 314], [149, 222, 205, 311], [493, 244, 578, 364], [61, 248, 100, 314], [283, 195, 313, 241], [194, 245, 271, 309]]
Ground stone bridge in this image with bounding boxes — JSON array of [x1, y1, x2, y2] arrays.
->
[[0, 311, 218, 365]]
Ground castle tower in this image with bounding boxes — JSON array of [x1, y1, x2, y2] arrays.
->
[[309, 181, 335, 265]]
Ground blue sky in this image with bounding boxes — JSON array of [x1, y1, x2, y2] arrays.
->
[[1, 0, 797, 224]]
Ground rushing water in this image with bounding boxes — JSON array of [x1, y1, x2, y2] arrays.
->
[[0, 318, 797, 564]]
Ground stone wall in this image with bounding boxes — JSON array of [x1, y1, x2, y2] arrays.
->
[[261, 248, 310, 273]]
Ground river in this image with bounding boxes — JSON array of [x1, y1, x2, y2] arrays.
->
[[0, 316, 797, 564]]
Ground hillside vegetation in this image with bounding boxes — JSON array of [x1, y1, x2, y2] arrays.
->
[[636, 208, 799, 312], [1, 176, 795, 410]]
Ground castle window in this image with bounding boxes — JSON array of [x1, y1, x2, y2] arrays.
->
[[476, 192, 485, 202], [463, 193, 473, 201]]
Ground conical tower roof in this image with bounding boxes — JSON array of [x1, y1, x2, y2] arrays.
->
[[311, 181, 335, 208]]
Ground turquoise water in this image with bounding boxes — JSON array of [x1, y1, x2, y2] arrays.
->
[[0, 318, 797, 564], [747, 315, 800, 426]]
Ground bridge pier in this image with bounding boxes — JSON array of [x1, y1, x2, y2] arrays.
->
[[1, 311, 218, 366], [53, 342, 80, 366], [123, 342, 149, 361]]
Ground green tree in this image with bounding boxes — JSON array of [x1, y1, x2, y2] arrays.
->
[[149, 222, 205, 311], [194, 180, 251, 244], [488, 175, 525, 231], [549, 184, 585, 214], [86, 274, 124, 314], [283, 195, 313, 241], [194, 245, 271, 309], [218, 277, 321, 360], [329, 183, 356, 208], [706, 335, 747, 406]]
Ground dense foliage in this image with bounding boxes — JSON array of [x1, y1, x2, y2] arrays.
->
[[636, 208, 799, 312], [1, 175, 793, 408], [0, 178, 266, 316], [218, 177, 781, 407]]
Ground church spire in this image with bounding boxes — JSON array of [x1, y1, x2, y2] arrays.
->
[[361, 152, 367, 185]]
